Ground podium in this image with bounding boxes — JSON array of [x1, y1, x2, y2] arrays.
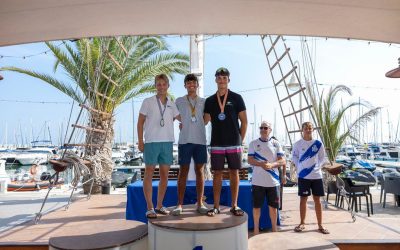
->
[[148, 205, 248, 250]]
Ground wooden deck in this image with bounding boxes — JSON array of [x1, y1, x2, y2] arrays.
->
[[0, 194, 147, 250], [249, 188, 400, 249], [0, 186, 399, 249]]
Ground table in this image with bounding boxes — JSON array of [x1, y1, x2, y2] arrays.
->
[[126, 180, 279, 230]]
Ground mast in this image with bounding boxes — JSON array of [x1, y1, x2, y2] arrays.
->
[[380, 111, 383, 143], [387, 109, 391, 143], [5, 122, 7, 147], [190, 35, 204, 97], [189, 35, 205, 181], [132, 98, 135, 144]]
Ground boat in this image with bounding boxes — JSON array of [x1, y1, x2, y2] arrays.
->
[[7, 181, 50, 191], [339, 144, 362, 160], [336, 154, 353, 166], [14, 152, 50, 165], [7, 179, 64, 192], [368, 144, 400, 161], [351, 160, 376, 172], [112, 165, 140, 188], [111, 148, 126, 163], [0, 147, 56, 165]]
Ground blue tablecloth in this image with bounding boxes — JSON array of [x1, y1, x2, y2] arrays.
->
[[126, 180, 279, 229]]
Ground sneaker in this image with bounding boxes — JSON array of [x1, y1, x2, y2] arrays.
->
[[196, 205, 209, 215], [171, 206, 183, 216]]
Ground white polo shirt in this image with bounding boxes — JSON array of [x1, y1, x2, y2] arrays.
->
[[249, 137, 285, 187], [139, 95, 179, 143], [292, 138, 327, 180]]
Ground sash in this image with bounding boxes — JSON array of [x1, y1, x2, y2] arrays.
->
[[253, 152, 280, 182], [298, 140, 322, 178]]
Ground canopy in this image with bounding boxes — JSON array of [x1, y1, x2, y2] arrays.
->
[[1, 0, 400, 46]]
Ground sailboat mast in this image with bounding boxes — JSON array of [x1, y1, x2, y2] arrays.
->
[[190, 34, 204, 97], [5, 122, 8, 146], [380, 111, 383, 143], [387, 109, 391, 143], [132, 99, 135, 144], [394, 114, 400, 142]]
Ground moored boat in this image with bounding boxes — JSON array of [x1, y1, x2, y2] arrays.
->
[[7, 179, 64, 192]]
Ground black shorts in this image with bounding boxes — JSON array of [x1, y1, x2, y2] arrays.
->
[[298, 178, 324, 197], [252, 185, 280, 209]]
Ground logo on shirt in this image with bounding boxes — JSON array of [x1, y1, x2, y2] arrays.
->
[[312, 145, 318, 152]]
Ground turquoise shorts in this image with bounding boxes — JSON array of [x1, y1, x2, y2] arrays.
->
[[144, 142, 173, 165]]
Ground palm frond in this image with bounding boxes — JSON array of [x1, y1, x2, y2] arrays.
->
[[0, 66, 83, 103], [311, 83, 381, 162]]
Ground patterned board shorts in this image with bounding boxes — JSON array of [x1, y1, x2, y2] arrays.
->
[[210, 146, 242, 170]]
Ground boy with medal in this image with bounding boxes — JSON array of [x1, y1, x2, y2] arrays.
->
[[172, 74, 208, 215], [137, 74, 180, 219], [204, 67, 248, 216]]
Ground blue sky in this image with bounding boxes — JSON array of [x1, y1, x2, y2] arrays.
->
[[0, 36, 399, 146]]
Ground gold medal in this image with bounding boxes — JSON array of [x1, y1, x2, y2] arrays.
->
[[186, 95, 197, 123]]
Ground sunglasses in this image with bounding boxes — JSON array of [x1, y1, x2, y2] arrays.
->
[[259, 127, 271, 130]]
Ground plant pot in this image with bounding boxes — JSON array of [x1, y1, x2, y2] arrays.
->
[[101, 184, 111, 194]]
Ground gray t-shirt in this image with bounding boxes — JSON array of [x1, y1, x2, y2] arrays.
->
[[175, 95, 207, 145]]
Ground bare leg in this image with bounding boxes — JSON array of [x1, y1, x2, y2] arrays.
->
[[156, 164, 170, 209], [213, 170, 223, 209], [313, 195, 323, 229], [143, 166, 155, 210], [230, 169, 239, 207], [300, 196, 308, 225], [269, 206, 278, 232], [176, 165, 189, 207], [253, 207, 261, 235], [195, 164, 205, 207]]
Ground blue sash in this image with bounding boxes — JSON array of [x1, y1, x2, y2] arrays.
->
[[253, 152, 280, 182], [298, 140, 322, 178]]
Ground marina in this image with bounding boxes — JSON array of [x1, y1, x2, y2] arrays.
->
[[1, 1, 400, 249]]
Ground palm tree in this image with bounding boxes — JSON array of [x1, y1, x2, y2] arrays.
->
[[1, 36, 189, 192], [307, 84, 381, 163]]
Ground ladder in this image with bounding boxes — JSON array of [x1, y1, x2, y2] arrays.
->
[[261, 35, 336, 210], [260, 35, 321, 146]]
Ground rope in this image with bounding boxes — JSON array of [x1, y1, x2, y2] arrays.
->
[[60, 152, 91, 187]]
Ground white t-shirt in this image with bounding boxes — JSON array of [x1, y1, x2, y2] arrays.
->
[[139, 95, 179, 143], [292, 138, 327, 180], [249, 137, 285, 187]]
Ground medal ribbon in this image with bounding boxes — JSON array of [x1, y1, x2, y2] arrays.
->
[[156, 95, 167, 126], [217, 89, 228, 115], [186, 95, 197, 118]]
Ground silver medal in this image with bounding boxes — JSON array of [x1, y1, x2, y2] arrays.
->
[[218, 113, 226, 121]]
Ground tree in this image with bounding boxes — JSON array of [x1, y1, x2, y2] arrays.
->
[[1, 36, 189, 192], [307, 84, 381, 162]]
